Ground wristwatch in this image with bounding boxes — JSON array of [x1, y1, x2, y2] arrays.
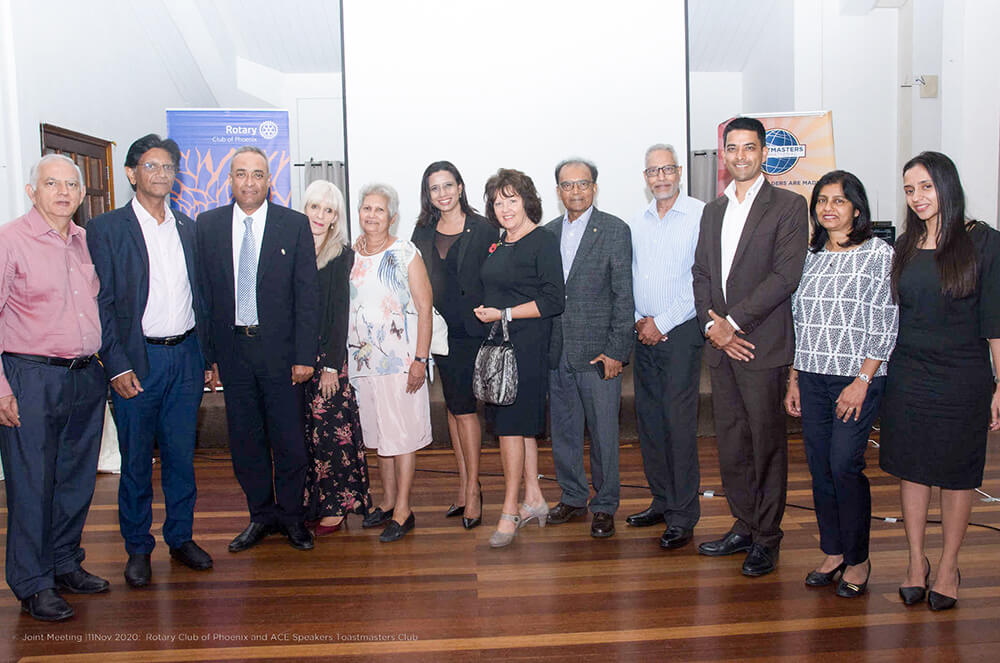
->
[[322, 366, 337, 374], [857, 373, 871, 384], [413, 356, 429, 364]]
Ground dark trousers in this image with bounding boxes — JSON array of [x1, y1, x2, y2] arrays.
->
[[111, 334, 204, 553], [708, 357, 787, 550], [548, 352, 622, 514], [633, 317, 704, 529], [0, 355, 104, 599], [798, 371, 883, 566], [218, 334, 307, 527]]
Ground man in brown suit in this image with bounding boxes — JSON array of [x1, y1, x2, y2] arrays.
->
[[691, 117, 808, 577]]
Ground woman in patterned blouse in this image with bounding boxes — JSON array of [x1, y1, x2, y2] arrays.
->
[[784, 170, 898, 598]]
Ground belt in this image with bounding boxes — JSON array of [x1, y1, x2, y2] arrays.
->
[[145, 328, 195, 346], [234, 325, 260, 337], [3, 352, 95, 369]]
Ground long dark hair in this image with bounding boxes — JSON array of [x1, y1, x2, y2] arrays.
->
[[416, 161, 477, 227], [808, 170, 873, 253], [891, 151, 977, 300]]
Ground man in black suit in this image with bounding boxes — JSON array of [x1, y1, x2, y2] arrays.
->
[[195, 146, 319, 552], [88, 135, 213, 587]]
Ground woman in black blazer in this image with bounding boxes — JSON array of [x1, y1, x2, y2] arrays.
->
[[411, 161, 498, 529]]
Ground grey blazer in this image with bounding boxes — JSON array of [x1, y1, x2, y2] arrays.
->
[[544, 208, 634, 372]]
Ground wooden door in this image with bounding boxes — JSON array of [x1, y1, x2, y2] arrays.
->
[[39, 123, 114, 227]]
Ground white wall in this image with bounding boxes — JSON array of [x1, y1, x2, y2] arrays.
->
[[689, 72, 742, 151], [742, 0, 795, 114]]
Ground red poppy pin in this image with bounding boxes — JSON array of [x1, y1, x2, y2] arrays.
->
[[488, 242, 499, 254]]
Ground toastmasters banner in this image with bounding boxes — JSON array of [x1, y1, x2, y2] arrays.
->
[[166, 109, 291, 218], [717, 111, 836, 202]]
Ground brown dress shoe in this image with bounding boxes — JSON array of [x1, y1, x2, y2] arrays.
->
[[546, 502, 587, 525], [590, 512, 615, 538]]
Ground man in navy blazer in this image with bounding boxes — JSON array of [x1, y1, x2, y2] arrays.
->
[[88, 134, 213, 588], [195, 146, 318, 553]]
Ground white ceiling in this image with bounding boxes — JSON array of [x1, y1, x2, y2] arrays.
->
[[687, 0, 784, 72]]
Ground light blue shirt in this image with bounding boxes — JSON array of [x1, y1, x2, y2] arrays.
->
[[560, 205, 593, 282], [629, 192, 705, 335]]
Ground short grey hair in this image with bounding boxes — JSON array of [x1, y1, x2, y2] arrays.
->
[[644, 143, 679, 165], [358, 182, 399, 220], [29, 154, 85, 191], [554, 157, 598, 184], [230, 146, 270, 173]]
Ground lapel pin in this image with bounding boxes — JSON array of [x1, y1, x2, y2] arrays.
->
[[592, 228, 597, 232], [281, 248, 286, 255]]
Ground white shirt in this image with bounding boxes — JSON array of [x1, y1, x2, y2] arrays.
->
[[720, 173, 766, 303], [132, 198, 195, 337], [231, 200, 268, 325]]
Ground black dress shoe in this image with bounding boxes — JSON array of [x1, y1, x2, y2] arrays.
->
[[591, 512, 615, 538], [445, 504, 465, 518], [379, 513, 416, 542], [741, 543, 779, 577], [463, 489, 484, 530], [805, 561, 847, 587], [626, 507, 665, 528], [659, 525, 694, 550], [228, 522, 278, 552], [21, 588, 73, 622], [899, 556, 931, 605], [928, 568, 960, 611], [698, 531, 753, 557], [124, 553, 152, 587], [55, 567, 110, 594], [169, 541, 213, 570], [362, 507, 394, 529], [546, 502, 587, 525], [836, 561, 871, 598], [284, 522, 315, 550]]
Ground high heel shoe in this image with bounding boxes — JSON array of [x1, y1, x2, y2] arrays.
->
[[805, 560, 847, 587], [835, 560, 871, 598], [928, 568, 960, 611], [489, 513, 521, 548], [463, 483, 483, 530], [899, 556, 931, 605], [517, 500, 550, 529], [444, 504, 465, 518]]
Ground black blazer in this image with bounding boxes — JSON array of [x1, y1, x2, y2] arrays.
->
[[195, 202, 319, 375], [87, 201, 204, 381], [411, 212, 498, 337], [317, 247, 353, 371]]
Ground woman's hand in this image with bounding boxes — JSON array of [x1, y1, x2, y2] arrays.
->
[[784, 379, 801, 417], [835, 379, 869, 422], [474, 305, 502, 323], [318, 369, 338, 399], [406, 360, 426, 394], [990, 384, 1000, 431]]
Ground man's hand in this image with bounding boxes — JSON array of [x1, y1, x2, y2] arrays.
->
[[707, 309, 755, 361], [0, 395, 19, 428], [318, 369, 338, 399], [784, 380, 801, 417], [205, 364, 222, 390], [589, 354, 623, 380], [111, 370, 143, 399], [406, 360, 426, 393], [291, 365, 314, 385], [635, 317, 667, 346]]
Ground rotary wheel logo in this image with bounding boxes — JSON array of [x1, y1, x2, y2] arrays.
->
[[258, 120, 279, 140], [763, 128, 806, 176]]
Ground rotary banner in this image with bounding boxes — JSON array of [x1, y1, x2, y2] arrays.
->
[[166, 109, 291, 219], [717, 111, 836, 202]]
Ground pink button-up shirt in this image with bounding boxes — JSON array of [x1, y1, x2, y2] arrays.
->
[[0, 207, 102, 398]]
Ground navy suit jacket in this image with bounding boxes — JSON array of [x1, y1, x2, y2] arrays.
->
[[87, 201, 205, 381], [194, 202, 318, 375]]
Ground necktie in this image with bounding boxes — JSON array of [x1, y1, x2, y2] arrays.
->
[[237, 217, 258, 325]]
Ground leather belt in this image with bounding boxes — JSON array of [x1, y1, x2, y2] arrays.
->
[[234, 325, 260, 337], [3, 352, 95, 369], [145, 328, 195, 346]]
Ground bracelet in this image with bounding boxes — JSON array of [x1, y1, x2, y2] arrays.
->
[[322, 366, 337, 374], [504, 307, 512, 322]]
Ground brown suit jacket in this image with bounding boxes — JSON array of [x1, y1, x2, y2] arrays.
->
[[692, 180, 808, 370]]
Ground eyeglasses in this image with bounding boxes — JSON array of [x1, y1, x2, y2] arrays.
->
[[233, 170, 268, 181], [644, 165, 678, 178], [138, 162, 178, 175], [558, 180, 594, 192]]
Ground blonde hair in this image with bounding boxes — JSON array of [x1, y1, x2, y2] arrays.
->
[[302, 180, 347, 269]]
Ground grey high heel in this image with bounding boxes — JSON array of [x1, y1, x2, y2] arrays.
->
[[517, 501, 550, 529], [489, 513, 521, 548]]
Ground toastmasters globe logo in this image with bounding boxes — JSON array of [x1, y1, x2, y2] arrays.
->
[[763, 128, 806, 176]]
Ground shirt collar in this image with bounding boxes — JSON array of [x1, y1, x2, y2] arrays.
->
[[645, 192, 694, 219], [234, 200, 268, 225], [131, 197, 175, 228], [724, 174, 766, 206], [26, 206, 83, 238], [563, 205, 594, 227]]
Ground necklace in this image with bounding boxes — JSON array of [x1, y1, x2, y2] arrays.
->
[[361, 234, 389, 255]]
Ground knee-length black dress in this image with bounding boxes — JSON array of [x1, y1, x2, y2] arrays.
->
[[880, 223, 1000, 489], [479, 226, 564, 436]]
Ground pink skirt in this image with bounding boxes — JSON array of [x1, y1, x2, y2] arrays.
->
[[353, 374, 432, 456]]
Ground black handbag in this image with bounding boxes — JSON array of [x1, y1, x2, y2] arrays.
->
[[473, 317, 518, 405]]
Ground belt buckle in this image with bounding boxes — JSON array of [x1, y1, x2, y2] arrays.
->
[[67, 357, 86, 369]]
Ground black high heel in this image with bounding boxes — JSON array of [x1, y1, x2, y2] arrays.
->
[[805, 560, 847, 587], [899, 556, 931, 605], [928, 568, 960, 611], [462, 482, 483, 530], [836, 560, 872, 598]]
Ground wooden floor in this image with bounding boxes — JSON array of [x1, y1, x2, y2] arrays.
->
[[2, 432, 1000, 662]]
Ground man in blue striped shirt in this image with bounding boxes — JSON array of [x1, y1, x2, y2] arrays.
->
[[625, 144, 706, 551]]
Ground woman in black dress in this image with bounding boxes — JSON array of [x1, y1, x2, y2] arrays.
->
[[880, 152, 1000, 610], [411, 162, 498, 529], [301, 180, 372, 536], [474, 168, 564, 547]]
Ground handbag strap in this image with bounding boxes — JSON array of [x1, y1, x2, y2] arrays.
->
[[486, 316, 511, 342]]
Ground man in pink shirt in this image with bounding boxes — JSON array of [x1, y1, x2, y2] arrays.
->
[[0, 154, 110, 621]]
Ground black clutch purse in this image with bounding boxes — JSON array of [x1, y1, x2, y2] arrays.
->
[[473, 317, 518, 405]]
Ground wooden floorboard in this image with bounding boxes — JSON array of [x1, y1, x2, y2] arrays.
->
[[2, 433, 1000, 662]]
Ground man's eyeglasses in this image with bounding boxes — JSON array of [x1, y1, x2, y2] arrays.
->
[[558, 180, 594, 192], [644, 165, 678, 178], [138, 162, 178, 175]]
